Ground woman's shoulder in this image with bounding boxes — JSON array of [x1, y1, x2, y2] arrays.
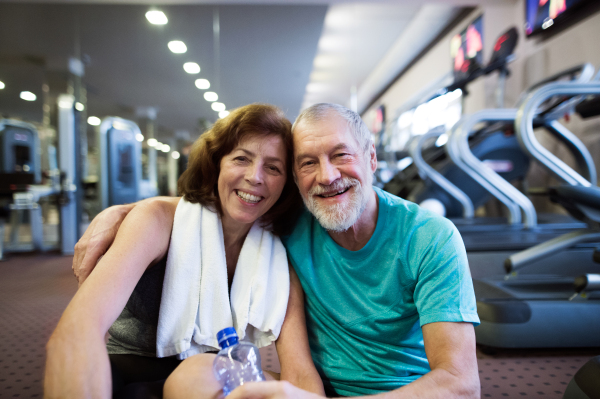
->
[[129, 196, 181, 229]]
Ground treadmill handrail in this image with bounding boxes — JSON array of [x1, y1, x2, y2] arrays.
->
[[516, 82, 600, 187], [410, 130, 474, 218], [448, 109, 538, 228]]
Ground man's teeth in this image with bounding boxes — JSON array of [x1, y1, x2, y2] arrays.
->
[[321, 188, 348, 198], [237, 190, 262, 203]]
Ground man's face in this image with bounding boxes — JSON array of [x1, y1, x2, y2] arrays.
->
[[293, 114, 376, 232]]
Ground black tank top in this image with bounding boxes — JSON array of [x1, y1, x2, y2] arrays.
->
[[106, 254, 168, 357]]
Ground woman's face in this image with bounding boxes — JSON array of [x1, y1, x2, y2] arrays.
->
[[218, 134, 287, 229]]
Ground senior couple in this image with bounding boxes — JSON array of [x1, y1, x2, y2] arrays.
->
[[45, 103, 480, 398]]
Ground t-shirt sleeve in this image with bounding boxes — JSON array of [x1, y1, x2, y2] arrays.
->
[[409, 216, 480, 327]]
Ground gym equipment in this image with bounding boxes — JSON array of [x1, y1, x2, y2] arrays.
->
[[406, 65, 594, 251], [473, 82, 600, 348], [384, 27, 524, 219], [98, 117, 143, 208]]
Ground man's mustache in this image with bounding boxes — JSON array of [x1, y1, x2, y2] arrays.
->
[[308, 177, 359, 196]]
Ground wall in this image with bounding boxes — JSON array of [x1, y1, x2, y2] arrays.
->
[[366, 1, 600, 212]]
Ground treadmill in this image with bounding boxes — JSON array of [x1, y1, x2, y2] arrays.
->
[[473, 81, 600, 348], [409, 64, 595, 251]]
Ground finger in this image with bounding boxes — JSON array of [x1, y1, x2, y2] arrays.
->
[[72, 219, 97, 280], [228, 381, 282, 399], [78, 240, 108, 286]]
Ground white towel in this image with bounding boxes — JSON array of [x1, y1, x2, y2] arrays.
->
[[156, 199, 290, 360]]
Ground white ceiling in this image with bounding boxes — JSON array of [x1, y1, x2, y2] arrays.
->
[[0, 0, 516, 140]]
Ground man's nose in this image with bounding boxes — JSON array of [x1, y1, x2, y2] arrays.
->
[[245, 163, 264, 185], [317, 160, 340, 186]]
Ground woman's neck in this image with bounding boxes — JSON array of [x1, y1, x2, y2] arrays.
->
[[221, 215, 252, 251]]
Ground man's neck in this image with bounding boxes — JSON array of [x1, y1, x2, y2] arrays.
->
[[327, 188, 379, 251]]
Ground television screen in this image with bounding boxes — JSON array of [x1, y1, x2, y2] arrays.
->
[[450, 15, 484, 83], [525, 0, 589, 36]]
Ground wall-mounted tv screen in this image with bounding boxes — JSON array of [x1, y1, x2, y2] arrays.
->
[[525, 0, 590, 37], [450, 15, 484, 83]]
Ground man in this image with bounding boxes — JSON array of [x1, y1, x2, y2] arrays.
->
[[74, 103, 480, 398]]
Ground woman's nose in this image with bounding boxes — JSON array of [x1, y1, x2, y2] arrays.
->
[[245, 163, 264, 185]]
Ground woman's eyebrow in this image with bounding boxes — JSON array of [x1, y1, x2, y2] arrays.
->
[[237, 148, 284, 164]]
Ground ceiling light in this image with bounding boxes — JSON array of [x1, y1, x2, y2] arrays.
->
[[211, 102, 226, 112], [156, 142, 163, 149], [0, 81, 5, 89], [172, 151, 180, 160], [136, 133, 144, 142], [147, 138, 158, 147], [195, 79, 210, 90], [75, 102, 85, 111], [87, 116, 101, 126], [20, 91, 36, 101], [183, 62, 200, 74], [168, 41, 187, 54], [161, 144, 170, 152], [219, 110, 230, 118], [204, 92, 218, 102], [146, 10, 168, 25]]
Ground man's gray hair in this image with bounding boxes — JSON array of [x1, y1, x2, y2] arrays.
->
[[292, 103, 374, 151]]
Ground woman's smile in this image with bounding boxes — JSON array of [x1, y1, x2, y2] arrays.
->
[[218, 134, 287, 229]]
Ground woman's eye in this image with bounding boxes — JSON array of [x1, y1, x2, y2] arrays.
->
[[234, 156, 248, 162], [267, 165, 281, 173]]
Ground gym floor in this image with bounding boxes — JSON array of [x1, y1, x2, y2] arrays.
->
[[0, 253, 598, 398]]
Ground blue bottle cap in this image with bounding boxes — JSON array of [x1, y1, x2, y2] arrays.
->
[[217, 327, 239, 349]]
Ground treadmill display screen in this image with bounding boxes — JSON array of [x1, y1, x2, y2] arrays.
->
[[450, 15, 484, 82], [525, 0, 588, 36]]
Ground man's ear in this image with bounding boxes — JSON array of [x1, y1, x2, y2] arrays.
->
[[369, 143, 377, 173]]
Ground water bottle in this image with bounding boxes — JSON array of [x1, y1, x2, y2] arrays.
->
[[212, 327, 265, 396]]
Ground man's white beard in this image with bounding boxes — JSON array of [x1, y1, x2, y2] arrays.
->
[[302, 176, 369, 233]]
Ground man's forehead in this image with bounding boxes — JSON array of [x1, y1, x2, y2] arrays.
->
[[293, 115, 355, 148]]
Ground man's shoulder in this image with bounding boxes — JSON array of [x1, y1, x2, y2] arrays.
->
[[376, 187, 457, 237]]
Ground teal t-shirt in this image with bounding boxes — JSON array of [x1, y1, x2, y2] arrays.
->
[[282, 187, 479, 396]]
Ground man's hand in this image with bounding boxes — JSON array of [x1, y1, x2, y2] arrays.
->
[[73, 204, 135, 286], [228, 381, 322, 399]]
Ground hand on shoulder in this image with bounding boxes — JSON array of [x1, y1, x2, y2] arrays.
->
[[72, 196, 180, 286]]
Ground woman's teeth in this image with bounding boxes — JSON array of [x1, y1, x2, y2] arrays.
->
[[237, 190, 262, 203]]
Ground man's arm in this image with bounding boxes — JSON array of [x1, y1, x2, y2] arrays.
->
[[73, 197, 176, 286], [227, 321, 479, 399]]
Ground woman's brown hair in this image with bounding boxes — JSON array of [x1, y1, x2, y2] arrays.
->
[[178, 103, 302, 236]]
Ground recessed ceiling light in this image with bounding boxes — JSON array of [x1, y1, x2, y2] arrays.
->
[[195, 79, 210, 90], [0, 81, 5, 89], [204, 92, 218, 102], [136, 133, 144, 142], [211, 102, 226, 112], [171, 151, 181, 160], [20, 91, 36, 101], [161, 144, 170, 153], [219, 110, 230, 118], [168, 41, 187, 54], [146, 10, 168, 25], [147, 138, 158, 147], [183, 62, 200, 74], [87, 116, 101, 126], [75, 102, 85, 111]]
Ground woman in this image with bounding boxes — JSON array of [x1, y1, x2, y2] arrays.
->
[[44, 104, 324, 399]]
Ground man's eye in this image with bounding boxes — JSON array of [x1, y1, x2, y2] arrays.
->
[[301, 161, 314, 168]]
